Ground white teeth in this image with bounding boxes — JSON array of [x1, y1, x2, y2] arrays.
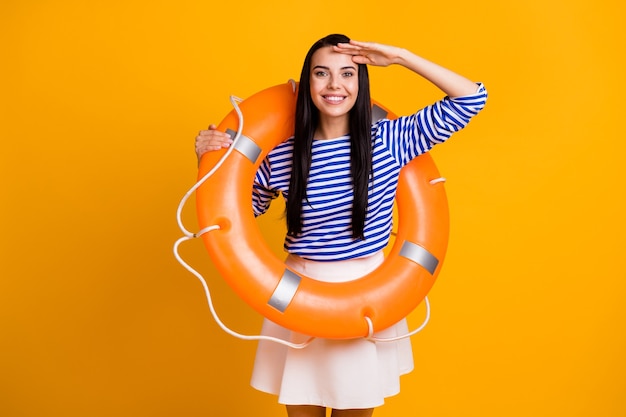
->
[[325, 96, 344, 102]]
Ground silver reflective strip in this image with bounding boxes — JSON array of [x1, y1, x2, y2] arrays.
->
[[399, 241, 439, 275], [371, 104, 388, 122], [226, 128, 262, 164], [268, 269, 302, 312]]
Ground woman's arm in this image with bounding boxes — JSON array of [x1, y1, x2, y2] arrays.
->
[[334, 40, 478, 98]]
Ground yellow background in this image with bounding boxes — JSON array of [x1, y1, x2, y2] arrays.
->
[[2, 0, 625, 416]]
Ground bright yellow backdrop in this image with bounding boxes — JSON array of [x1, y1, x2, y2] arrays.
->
[[2, 0, 625, 416]]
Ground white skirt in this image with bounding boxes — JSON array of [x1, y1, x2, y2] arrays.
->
[[250, 251, 414, 410]]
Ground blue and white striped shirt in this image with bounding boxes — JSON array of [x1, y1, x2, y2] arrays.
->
[[252, 83, 487, 261]]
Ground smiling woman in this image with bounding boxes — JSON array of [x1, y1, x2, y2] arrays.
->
[[309, 48, 359, 135], [194, 33, 487, 417]]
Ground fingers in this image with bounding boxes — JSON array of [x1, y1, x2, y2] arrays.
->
[[334, 41, 386, 63], [335, 40, 399, 67], [333, 41, 366, 56], [335, 40, 377, 53], [195, 127, 233, 158]]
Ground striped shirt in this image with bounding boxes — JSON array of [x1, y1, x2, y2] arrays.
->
[[252, 83, 487, 261]]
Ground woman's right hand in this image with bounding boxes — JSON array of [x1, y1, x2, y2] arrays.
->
[[195, 124, 233, 160]]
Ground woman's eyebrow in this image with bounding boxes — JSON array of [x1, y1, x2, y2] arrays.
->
[[312, 65, 357, 70]]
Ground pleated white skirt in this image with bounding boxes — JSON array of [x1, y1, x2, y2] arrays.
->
[[250, 251, 414, 410]]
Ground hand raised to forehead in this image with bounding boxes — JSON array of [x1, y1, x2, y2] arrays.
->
[[333, 40, 404, 67]]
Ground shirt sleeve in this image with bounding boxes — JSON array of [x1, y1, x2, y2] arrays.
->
[[252, 156, 280, 216], [377, 82, 488, 166]]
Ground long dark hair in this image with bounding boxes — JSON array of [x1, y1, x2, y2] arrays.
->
[[286, 33, 373, 240]]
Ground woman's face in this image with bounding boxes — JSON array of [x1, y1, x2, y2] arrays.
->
[[309, 46, 359, 121]]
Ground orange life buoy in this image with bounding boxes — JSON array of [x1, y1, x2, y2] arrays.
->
[[196, 81, 449, 339]]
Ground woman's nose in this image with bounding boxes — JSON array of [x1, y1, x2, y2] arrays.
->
[[327, 75, 340, 89]]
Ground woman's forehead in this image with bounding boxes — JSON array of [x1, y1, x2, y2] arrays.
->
[[311, 46, 356, 69]]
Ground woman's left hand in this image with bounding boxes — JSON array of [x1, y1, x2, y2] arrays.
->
[[333, 40, 403, 67]]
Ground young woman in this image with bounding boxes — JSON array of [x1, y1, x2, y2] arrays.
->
[[195, 34, 487, 417]]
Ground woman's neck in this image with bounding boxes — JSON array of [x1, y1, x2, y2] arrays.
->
[[314, 115, 349, 140]]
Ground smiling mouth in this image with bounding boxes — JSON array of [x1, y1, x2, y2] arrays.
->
[[323, 95, 346, 103]]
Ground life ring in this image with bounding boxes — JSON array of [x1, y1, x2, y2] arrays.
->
[[197, 81, 449, 339]]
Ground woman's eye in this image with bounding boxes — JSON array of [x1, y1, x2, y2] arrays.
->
[[342, 72, 355, 77], [314, 71, 328, 77]]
